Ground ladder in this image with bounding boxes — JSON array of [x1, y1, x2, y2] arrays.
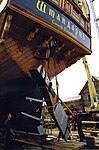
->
[[89, 0, 99, 38]]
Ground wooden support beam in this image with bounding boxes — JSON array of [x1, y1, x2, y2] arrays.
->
[[0, 14, 12, 44]]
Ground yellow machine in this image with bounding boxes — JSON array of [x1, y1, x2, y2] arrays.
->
[[82, 56, 99, 112], [81, 0, 99, 112]]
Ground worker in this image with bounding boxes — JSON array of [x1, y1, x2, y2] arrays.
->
[[4, 112, 15, 149], [73, 112, 85, 142]]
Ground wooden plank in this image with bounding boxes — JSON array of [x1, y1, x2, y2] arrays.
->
[[14, 137, 84, 150]]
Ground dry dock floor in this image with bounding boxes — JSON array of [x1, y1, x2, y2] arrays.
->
[[13, 138, 85, 150], [0, 129, 99, 149], [13, 135, 99, 150]]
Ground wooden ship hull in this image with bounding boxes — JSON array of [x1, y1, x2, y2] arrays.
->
[[0, 0, 92, 135], [0, 0, 91, 80]]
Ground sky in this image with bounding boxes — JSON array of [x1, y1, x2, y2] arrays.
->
[[54, 0, 99, 100]]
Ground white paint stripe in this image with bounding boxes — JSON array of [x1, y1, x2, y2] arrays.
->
[[37, 65, 50, 87], [21, 112, 40, 121], [26, 97, 43, 103]]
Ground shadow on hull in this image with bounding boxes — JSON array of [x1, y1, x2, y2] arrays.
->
[[0, 77, 43, 133]]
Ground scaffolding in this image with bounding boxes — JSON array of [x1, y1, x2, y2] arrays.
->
[[41, 103, 58, 136]]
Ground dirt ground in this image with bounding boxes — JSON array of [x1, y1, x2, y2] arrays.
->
[[0, 128, 99, 150]]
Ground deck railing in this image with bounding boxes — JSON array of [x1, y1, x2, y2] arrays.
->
[[50, 0, 91, 35]]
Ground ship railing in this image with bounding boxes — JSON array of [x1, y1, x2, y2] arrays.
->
[[49, 0, 91, 35]]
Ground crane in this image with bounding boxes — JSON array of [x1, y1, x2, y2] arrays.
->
[[82, 0, 99, 112], [89, 0, 99, 38], [82, 56, 99, 111]]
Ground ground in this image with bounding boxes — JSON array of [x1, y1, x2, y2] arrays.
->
[[0, 128, 99, 150]]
